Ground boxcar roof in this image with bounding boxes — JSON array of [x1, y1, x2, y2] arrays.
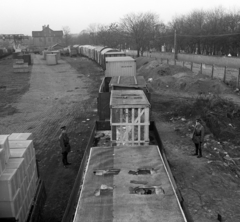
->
[[110, 90, 150, 107], [73, 145, 187, 222], [101, 48, 119, 55], [105, 51, 126, 55], [94, 46, 106, 52], [106, 56, 135, 62], [109, 76, 147, 88]]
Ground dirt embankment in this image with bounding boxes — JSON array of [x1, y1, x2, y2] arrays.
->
[[136, 57, 240, 222]]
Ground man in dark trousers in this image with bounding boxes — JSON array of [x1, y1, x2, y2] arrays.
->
[[59, 126, 71, 167], [192, 119, 205, 158]]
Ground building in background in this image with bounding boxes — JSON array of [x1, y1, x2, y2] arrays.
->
[[32, 25, 63, 50]]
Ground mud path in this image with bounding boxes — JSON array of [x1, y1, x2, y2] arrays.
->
[[0, 54, 103, 221]]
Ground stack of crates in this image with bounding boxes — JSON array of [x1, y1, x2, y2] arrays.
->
[[110, 90, 150, 145], [0, 133, 38, 222], [13, 59, 29, 73]]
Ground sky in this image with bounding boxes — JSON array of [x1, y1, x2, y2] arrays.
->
[[1, 0, 240, 36]]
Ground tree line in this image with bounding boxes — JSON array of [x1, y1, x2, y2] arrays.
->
[[64, 7, 240, 57]]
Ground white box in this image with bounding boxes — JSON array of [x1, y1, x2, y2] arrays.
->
[[0, 148, 6, 174], [10, 148, 30, 170], [0, 135, 11, 166], [0, 188, 21, 218], [25, 185, 33, 213], [46, 53, 58, 65], [0, 169, 19, 201], [23, 176, 29, 199], [9, 140, 33, 164], [6, 158, 25, 188], [9, 133, 33, 141], [105, 57, 136, 77]]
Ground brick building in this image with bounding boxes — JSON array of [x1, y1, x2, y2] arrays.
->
[[32, 25, 63, 50]]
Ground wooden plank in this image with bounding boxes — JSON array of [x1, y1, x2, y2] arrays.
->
[[111, 123, 150, 126], [144, 108, 149, 142], [211, 65, 214, 79], [223, 66, 227, 83]]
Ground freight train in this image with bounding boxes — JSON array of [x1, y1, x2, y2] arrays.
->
[[61, 45, 192, 222]]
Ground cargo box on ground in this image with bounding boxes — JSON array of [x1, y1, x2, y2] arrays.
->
[[105, 56, 136, 77], [43, 50, 52, 60], [46, 54, 58, 65], [51, 50, 61, 60], [13, 54, 32, 65], [98, 76, 150, 121]]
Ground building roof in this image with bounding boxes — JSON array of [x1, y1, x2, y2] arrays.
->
[[32, 25, 63, 37]]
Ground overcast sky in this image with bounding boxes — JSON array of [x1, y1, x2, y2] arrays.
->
[[2, 0, 240, 35]]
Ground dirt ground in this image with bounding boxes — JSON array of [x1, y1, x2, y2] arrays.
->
[[0, 55, 102, 221], [0, 54, 240, 222]]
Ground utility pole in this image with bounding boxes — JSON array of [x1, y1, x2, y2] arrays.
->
[[174, 29, 177, 60]]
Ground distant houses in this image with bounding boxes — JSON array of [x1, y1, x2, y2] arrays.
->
[[32, 25, 63, 51]]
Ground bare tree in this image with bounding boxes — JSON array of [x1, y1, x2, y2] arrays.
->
[[120, 12, 159, 56]]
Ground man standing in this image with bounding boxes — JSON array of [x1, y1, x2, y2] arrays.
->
[[59, 126, 71, 167], [192, 119, 205, 158]]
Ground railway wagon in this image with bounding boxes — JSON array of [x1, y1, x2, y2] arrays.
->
[[93, 46, 107, 63], [105, 56, 136, 77], [68, 46, 78, 57], [102, 51, 126, 70], [61, 118, 190, 222], [99, 48, 119, 67]]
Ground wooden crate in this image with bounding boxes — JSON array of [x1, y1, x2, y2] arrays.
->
[[9, 133, 33, 141], [109, 76, 151, 102], [6, 158, 25, 187], [9, 140, 34, 161], [110, 90, 150, 145], [0, 135, 10, 174], [0, 188, 21, 218], [0, 169, 19, 201], [10, 149, 30, 170]]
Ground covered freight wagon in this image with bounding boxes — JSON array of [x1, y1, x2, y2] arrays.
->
[[105, 56, 136, 77], [99, 48, 119, 67], [102, 51, 126, 70]]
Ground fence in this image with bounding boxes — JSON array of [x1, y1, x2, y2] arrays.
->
[[126, 50, 240, 88]]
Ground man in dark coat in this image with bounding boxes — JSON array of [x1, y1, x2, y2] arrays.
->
[[59, 126, 71, 167], [192, 119, 205, 158]]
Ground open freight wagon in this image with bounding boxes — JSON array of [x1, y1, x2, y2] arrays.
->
[[61, 120, 193, 222]]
